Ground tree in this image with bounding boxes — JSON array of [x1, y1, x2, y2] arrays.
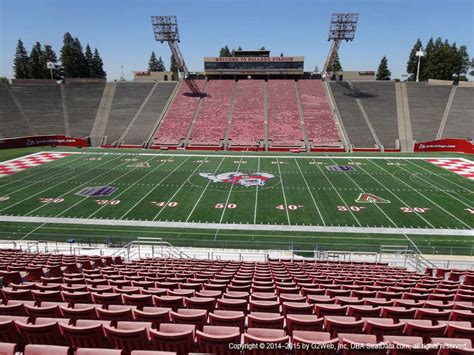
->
[[219, 45, 232, 57], [407, 38, 423, 80], [84, 44, 93, 77], [157, 56, 166, 71], [41, 44, 60, 79], [60, 32, 76, 78], [170, 54, 178, 74], [259, 46, 266, 50], [72, 37, 88, 77], [376, 56, 391, 80], [13, 39, 30, 79], [91, 48, 106, 78], [469, 57, 474, 77], [237, 46, 242, 51], [28, 42, 44, 79], [453, 45, 470, 82], [280, 52, 284, 57], [332, 52, 342, 72], [148, 51, 160, 71]]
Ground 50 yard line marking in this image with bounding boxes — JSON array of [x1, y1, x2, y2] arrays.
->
[[276, 158, 291, 225], [294, 158, 325, 226], [119, 156, 193, 220], [0, 155, 123, 213], [370, 159, 471, 229], [253, 157, 260, 224], [185, 157, 226, 223]]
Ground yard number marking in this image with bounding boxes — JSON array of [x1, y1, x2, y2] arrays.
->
[[337, 205, 366, 212], [151, 201, 178, 207], [276, 204, 303, 211], [215, 203, 237, 209], [95, 200, 120, 205], [0, 196, 10, 202], [39, 198, 64, 203], [401, 207, 430, 213]]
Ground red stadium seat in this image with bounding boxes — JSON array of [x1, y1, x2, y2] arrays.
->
[[196, 325, 241, 355], [209, 310, 245, 332], [24, 344, 69, 355], [286, 314, 324, 335], [244, 328, 289, 355], [60, 321, 112, 349], [149, 323, 195, 355]]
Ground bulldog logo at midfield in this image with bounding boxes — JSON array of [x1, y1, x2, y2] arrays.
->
[[199, 172, 275, 187]]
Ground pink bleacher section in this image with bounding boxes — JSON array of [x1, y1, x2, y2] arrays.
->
[[267, 80, 304, 147], [152, 81, 205, 146], [228, 80, 265, 148], [299, 80, 341, 147], [188, 80, 234, 146], [1, 249, 473, 355]]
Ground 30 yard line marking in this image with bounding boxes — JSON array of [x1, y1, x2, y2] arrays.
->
[[276, 158, 291, 225], [0, 154, 85, 195], [370, 159, 472, 229], [185, 157, 226, 223], [311, 157, 362, 227], [120, 157, 193, 220], [253, 157, 260, 224], [0, 155, 123, 213], [294, 158, 325, 226], [214, 156, 244, 239], [354, 159, 436, 228], [152, 157, 209, 221]]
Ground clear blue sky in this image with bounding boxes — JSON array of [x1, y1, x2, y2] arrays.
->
[[1, 0, 473, 81]]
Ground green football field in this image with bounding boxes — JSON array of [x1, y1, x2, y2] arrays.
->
[[0, 149, 472, 255]]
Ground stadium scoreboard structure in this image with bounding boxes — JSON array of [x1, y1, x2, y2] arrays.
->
[[204, 50, 304, 78]]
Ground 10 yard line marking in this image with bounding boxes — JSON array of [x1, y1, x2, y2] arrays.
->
[[276, 158, 291, 225], [370, 159, 471, 229], [253, 157, 260, 224], [185, 157, 226, 223], [0, 155, 122, 213], [120, 157, 193, 220], [152, 157, 209, 221], [214, 156, 244, 239], [312, 157, 362, 227], [354, 159, 436, 229], [294, 158, 325, 226]]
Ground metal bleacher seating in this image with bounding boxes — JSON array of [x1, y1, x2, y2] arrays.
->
[[0, 249, 472, 354], [0, 84, 33, 138], [442, 87, 474, 141]]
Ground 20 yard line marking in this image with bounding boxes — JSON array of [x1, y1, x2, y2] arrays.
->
[[119, 157, 192, 220], [0, 155, 123, 213], [276, 158, 291, 225], [294, 158, 325, 226], [253, 157, 260, 224], [311, 157, 362, 227], [370, 159, 471, 229], [152, 157, 210, 221], [185, 157, 226, 223]]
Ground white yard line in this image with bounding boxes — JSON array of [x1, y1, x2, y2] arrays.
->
[[120, 157, 193, 220], [1, 155, 123, 213], [0, 154, 86, 196], [185, 157, 226, 223], [47, 151, 474, 162], [354, 159, 436, 229], [294, 158, 326, 226], [406, 159, 473, 194], [1, 215, 471, 236], [253, 157, 260, 224], [398, 160, 472, 209], [311, 157, 362, 227], [152, 157, 209, 221], [276, 158, 291, 225], [370, 159, 472, 229], [331, 157, 398, 228], [52, 155, 157, 218], [88, 157, 173, 219]]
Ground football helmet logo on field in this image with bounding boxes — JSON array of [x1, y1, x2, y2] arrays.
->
[[199, 172, 275, 187]]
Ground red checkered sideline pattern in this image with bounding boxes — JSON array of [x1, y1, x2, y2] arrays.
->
[[427, 158, 474, 180], [0, 152, 71, 177]]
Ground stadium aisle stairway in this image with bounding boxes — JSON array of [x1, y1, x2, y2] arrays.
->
[[0, 249, 472, 354]]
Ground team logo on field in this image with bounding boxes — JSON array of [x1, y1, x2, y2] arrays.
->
[[355, 193, 390, 204], [76, 186, 117, 197], [127, 162, 150, 168], [326, 165, 355, 172], [199, 172, 275, 187]]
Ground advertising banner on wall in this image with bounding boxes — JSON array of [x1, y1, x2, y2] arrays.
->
[[414, 138, 473, 154], [0, 135, 89, 149]]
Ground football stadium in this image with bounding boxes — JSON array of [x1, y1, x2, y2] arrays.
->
[[0, 0, 473, 354]]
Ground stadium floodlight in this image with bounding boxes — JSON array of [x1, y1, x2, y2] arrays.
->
[[323, 13, 359, 78], [415, 48, 425, 82], [151, 16, 202, 96]]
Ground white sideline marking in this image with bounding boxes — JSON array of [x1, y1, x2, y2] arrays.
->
[[0, 215, 471, 236], [276, 158, 291, 225], [43, 151, 474, 162]]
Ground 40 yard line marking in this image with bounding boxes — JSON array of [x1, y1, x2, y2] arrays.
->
[[294, 158, 325, 226], [0, 155, 122, 213], [185, 157, 226, 223], [276, 158, 291, 225], [119, 156, 193, 220], [152, 157, 210, 221], [370, 159, 471, 229]]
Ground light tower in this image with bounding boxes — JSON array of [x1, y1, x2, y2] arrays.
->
[[151, 16, 203, 96], [322, 13, 359, 79]]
